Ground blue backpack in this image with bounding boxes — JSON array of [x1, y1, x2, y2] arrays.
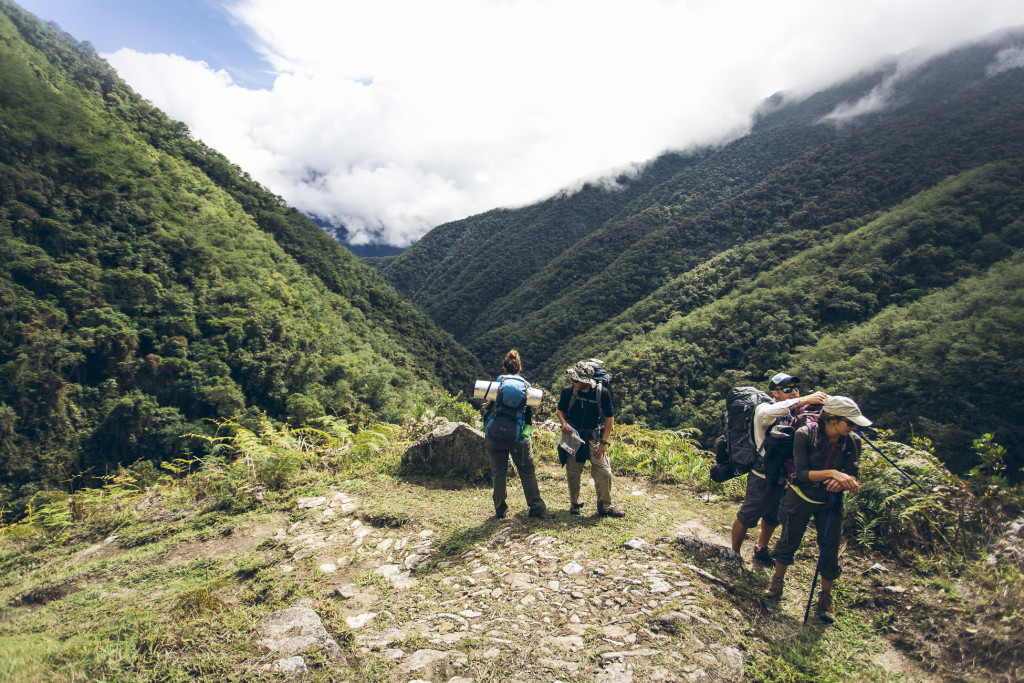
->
[[484, 375, 530, 445]]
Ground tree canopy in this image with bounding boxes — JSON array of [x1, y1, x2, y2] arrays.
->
[[0, 0, 482, 515]]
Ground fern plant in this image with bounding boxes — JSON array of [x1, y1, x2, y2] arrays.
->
[[611, 425, 710, 483]]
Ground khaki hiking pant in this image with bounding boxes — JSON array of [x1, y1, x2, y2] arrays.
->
[[566, 444, 613, 509]]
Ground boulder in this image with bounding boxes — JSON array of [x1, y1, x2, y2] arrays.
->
[[623, 538, 653, 553], [672, 533, 744, 572], [711, 644, 744, 678], [254, 607, 343, 660], [401, 422, 489, 478], [345, 612, 377, 629], [596, 661, 634, 683], [260, 656, 307, 675], [401, 649, 455, 681]]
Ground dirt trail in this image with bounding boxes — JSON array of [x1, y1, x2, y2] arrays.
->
[[251, 464, 938, 682]]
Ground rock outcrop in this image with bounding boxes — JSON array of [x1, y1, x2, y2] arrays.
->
[[254, 606, 343, 660], [401, 421, 488, 478]]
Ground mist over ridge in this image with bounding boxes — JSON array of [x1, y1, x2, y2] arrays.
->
[[374, 30, 1024, 473]]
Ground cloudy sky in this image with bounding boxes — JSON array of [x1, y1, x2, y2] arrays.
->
[[18, 0, 1024, 246]]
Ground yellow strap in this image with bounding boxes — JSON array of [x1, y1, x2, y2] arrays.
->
[[793, 485, 827, 504]]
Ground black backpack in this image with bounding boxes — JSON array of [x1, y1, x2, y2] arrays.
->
[[710, 387, 774, 483], [587, 359, 613, 389]]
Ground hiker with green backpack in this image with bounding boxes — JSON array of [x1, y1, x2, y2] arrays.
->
[[481, 350, 554, 520], [556, 360, 625, 518]]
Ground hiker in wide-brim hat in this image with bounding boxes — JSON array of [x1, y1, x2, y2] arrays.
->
[[556, 360, 624, 518], [566, 362, 596, 388]]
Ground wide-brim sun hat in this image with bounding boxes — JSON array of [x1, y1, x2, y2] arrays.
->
[[567, 361, 596, 388]]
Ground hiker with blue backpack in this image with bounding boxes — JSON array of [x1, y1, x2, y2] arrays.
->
[[764, 395, 870, 624], [727, 373, 827, 563], [481, 350, 554, 520], [556, 360, 625, 518]]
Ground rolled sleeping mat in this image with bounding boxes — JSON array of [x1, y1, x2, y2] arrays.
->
[[473, 380, 543, 406]]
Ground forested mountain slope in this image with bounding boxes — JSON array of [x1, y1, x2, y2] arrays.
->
[[378, 151, 701, 344], [0, 0, 482, 514], [378, 38, 1024, 367], [595, 162, 1024, 471], [375, 33, 1024, 471], [484, 48, 1024, 374]]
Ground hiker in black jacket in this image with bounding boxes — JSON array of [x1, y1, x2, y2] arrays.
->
[[556, 361, 625, 517]]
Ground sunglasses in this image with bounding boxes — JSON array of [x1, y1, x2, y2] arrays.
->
[[840, 418, 861, 429], [778, 386, 800, 394]]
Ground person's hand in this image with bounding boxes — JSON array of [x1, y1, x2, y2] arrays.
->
[[595, 442, 608, 458], [826, 471, 859, 492], [561, 422, 573, 434], [804, 391, 828, 405]]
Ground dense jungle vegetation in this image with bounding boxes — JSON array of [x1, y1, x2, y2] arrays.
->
[[377, 33, 1024, 474], [0, 4, 1022, 677], [0, 0, 482, 519]]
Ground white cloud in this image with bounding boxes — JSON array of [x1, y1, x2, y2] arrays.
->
[[988, 45, 1024, 75], [104, 0, 1024, 246]]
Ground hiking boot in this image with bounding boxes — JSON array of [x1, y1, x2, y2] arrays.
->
[[764, 575, 785, 599], [529, 509, 555, 519], [569, 503, 583, 516], [752, 545, 774, 565], [597, 505, 626, 518], [817, 591, 836, 624]]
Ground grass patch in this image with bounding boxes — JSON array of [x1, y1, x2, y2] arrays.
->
[[354, 571, 392, 595], [172, 575, 231, 616], [0, 634, 62, 682], [115, 522, 177, 549], [361, 500, 411, 528], [746, 609, 901, 682]]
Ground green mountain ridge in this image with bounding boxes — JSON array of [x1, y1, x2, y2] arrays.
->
[[375, 33, 1024, 471], [376, 151, 702, 350], [598, 162, 1024, 471], [478, 60, 1024, 375], [0, 0, 483, 515]]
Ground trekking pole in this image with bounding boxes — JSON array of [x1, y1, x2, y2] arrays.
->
[[858, 432, 925, 491], [803, 493, 838, 624]]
